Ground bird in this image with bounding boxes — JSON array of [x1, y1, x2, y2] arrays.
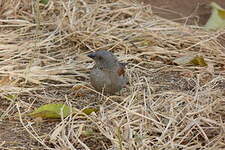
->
[[88, 50, 127, 94]]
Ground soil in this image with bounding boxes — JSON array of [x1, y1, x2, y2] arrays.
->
[[140, 0, 225, 49], [140, 0, 225, 25]]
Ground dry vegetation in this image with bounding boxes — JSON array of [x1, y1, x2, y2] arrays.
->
[[0, 0, 225, 149]]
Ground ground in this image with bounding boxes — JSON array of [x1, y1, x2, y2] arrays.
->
[[142, 0, 225, 25], [0, 0, 225, 150]]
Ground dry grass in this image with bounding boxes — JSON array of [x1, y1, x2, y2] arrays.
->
[[0, 0, 224, 149]]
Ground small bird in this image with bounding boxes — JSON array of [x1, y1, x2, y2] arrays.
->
[[88, 50, 127, 94]]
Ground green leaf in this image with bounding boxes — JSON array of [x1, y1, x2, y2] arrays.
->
[[218, 9, 225, 19], [28, 103, 73, 119], [28, 104, 99, 119], [173, 55, 207, 66], [205, 2, 225, 30], [82, 108, 99, 115], [4, 94, 17, 101], [40, 0, 49, 5], [190, 56, 208, 66]]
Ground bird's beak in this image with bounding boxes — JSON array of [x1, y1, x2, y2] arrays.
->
[[87, 53, 96, 59]]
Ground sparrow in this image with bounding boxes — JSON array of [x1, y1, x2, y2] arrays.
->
[[88, 50, 127, 94]]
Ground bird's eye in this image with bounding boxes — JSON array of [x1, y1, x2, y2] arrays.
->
[[98, 56, 103, 60]]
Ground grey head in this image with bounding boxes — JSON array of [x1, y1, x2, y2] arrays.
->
[[88, 50, 118, 69]]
